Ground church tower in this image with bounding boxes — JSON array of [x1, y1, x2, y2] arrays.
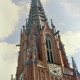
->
[[16, 0, 80, 80]]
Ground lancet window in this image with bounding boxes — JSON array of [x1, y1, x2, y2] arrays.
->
[[45, 35, 53, 63]]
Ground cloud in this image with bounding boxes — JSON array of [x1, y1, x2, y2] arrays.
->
[[0, 42, 19, 80], [0, 0, 22, 40], [61, 31, 80, 56], [41, 0, 50, 3], [18, 0, 50, 15], [61, 2, 80, 18], [57, 22, 65, 26], [18, 1, 30, 17]]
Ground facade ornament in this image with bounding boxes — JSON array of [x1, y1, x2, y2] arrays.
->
[[33, 20, 36, 27], [54, 31, 60, 36], [31, 59, 38, 64], [32, 44, 37, 55], [25, 60, 32, 66], [27, 47, 31, 57], [22, 25, 25, 30], [51, 19, 55, 29]]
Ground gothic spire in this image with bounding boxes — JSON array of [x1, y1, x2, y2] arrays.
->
[[28, 0, 47, 30]]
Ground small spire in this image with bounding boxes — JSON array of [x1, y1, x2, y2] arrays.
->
[[22, 25, 25, 29], [11, 75, 13, 80], [26, 19, 28, 28], [21, 29, 22, 34], [72, 57, 77, 69], [72, 57, 79, 76], [51, 19, 55, 29], [22, 25, 25, 32]]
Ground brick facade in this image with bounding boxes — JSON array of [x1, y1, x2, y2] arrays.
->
[[16, 0, 80, 80]]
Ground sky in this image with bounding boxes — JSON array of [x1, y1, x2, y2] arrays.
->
[[0, 0, 80, 80]]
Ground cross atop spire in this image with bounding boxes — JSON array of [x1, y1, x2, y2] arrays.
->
[[27, 0, 47, 30]]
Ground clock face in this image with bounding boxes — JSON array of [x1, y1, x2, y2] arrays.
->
[[48, 64, 62, 77]]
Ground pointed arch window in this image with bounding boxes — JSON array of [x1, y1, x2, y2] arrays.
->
[[49, 40, 51, 49], [45, 35, 53, 63], [50, 51, 53, 63], [47, 50, 50, 62], [46, 39, 48, 48]]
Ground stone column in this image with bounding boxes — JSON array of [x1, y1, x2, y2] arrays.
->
[[44, 71, 46, 80], [39, 68, 42, 80], [49, 75, 51, 80], [24, 60, 33, 80], [40, 31, 47, 61]]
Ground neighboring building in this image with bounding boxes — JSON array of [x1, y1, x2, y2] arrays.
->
[[16, 0, 80, 80]]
